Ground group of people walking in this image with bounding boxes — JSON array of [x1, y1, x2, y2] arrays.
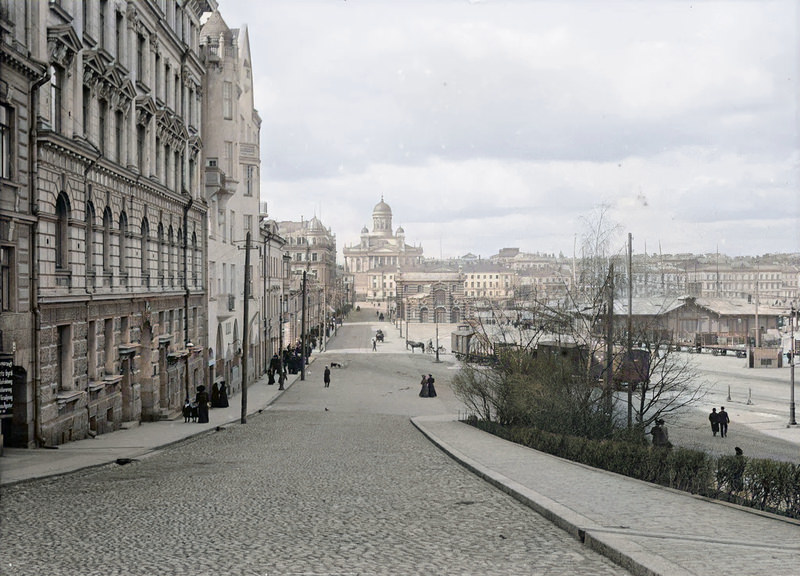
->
[[709, 406, 731, 437], [419, 374, 437, 398]]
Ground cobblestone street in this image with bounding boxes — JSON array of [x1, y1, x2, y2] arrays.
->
[[1, 409, 626, 576], [0, 317, 627, 576]]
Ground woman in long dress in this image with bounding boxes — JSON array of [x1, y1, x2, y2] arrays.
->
[[195, 385, 210, 423], [418, 374, 429, 397], [427, 374, 437, 398]]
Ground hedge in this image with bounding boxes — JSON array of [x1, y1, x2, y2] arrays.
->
[[467, 419, 800, 519]]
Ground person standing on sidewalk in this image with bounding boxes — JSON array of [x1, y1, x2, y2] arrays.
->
[[418, 374, 429, 398], [324, 365, 331, 388], [709, 408, 720, 436], [427, 374, 437, 398], [372, 337, 377, 351], [718, 407, 730, 437]]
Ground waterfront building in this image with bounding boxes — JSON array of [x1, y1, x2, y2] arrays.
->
[[0, 0, 213, 447]]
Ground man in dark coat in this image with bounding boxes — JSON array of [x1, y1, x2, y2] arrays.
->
[[718, 407, 730, 437], [709, 408, 719, 436], [323, 365, 331, 388]]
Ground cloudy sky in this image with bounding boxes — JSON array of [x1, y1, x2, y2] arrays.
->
[[215, 0, 799, 260]]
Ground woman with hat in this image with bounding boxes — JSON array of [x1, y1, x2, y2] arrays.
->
[[195, 385, 210, 423]]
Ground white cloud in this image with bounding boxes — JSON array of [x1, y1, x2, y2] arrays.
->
[[215, 0, 800, 259]]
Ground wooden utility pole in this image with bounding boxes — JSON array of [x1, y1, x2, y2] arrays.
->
[[605, 263, 614, 419], [300, 270, 307, 381], [241, 231, 251, 424]]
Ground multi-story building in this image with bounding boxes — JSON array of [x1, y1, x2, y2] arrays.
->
[[278, 216, 337, 347], [396, 267, 467, 324], [343, 198, 423, 302], [0, 0, 213, 447], [461, 262, 516, 301], [200, 11, 271, 395]]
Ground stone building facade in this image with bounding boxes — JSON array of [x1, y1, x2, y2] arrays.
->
[[343, 198, 423, 302], [278, 217, 337, 346], [396, 268, 468, 324], [200, 11, 274, 396], [0, 0, 213, 447]]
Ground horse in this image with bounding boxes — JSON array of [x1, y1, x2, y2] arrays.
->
[[407, 340, 425, 353]]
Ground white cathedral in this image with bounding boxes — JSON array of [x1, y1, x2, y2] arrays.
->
[[343, 198, 424, 302]]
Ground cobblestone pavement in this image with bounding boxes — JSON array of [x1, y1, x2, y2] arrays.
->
[[0, 312, 628, 576], [0, 411, 626, 576]]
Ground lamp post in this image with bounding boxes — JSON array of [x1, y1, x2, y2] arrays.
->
[[279, 252, 290, 390], [790, 305, 797, 426], [434, 310, 440, 363]]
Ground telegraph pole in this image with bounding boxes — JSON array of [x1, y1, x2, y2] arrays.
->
[[790, 305, 797, 426], [241, 231, 251, 424], [300, 270, 307, 381], [605, 264, 615, 419]]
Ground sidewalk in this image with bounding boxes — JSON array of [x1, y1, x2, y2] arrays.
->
[[0, 363, 309, 486], [412, 415, 800, 576]]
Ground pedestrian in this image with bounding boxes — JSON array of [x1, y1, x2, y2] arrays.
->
[[372, 337, 377, 351], [418, 374, 429, 398], [709, 407, 719, 436], [218, 381, 229, 408], [718, 406, 730, 437], [649, 418, 670, 449], [211, 382, 220, 407], [195, 385, 210, 423], [324, 365, 331, 388], [427, 374, 437, 398]]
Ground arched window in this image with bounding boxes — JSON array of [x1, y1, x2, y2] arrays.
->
[[140, 217, 150, 285], [55, 192, 70, 269], [85, 201, 96, 278], [157, 222, 165, 285], [102, 207, 112, 274], [119, 211, 129, 280]]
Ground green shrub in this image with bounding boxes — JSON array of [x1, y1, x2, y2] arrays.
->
[[466, 418, 799, 518]]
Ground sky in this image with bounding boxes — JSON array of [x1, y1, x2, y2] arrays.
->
[[215, 0, 799, 261]]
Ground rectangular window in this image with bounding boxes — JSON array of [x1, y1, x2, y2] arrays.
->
[[224, 141, 233, 175], [0, 105, 11, 179], [137, 125, 145, 172], [98, 100, 107, 150], [88, 320, 97, 380], [230, 210, 235, 243], [155, 53, 161, 100], [116, 11, 124, 61], [244, 165, 254, 196], [223, 82, 233, 119], [104, 318, 114, 374], [137, 34, 145, 82], [244, 214, 252, 236], [50, 65, 64, 133], [99, 0, 107, 48], [57, 325, 73, 391], [0, 247, 12, 312], [82, 87, 91, 138], [115, 110, 123, 162]]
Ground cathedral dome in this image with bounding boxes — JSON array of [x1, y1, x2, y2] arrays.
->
[[372, 197, 392, 217], [396, 226, 405, 235]]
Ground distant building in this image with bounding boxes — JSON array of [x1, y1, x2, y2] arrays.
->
[[278, 217, 337, 345], [343, 198, 423, 302], [396, 266, 468, 323]]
